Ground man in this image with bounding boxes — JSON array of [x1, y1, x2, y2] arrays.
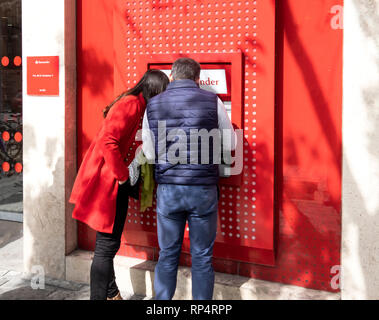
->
[[142, 58, 235, 300]]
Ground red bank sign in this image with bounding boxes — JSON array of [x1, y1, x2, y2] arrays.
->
[[160, 69, 227, 94], [27, 56, 59, 96]]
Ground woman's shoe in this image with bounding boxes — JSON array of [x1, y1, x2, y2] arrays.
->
[[107, 292, 123, 300]]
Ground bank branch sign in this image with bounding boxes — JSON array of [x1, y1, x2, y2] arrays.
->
[[27, 56, 59, 96], [160, 69, 227, 94]]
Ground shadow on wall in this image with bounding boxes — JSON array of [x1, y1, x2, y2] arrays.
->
[[77, 46, 115, 166], [274, 0, 343, 293], [23, 121, 66, 279], [80, 49, 113, 99], [341, 0, 379, 299], [75, 46, 114, 252]]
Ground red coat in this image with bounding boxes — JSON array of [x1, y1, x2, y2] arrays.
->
[[69, 94, 145, 233]]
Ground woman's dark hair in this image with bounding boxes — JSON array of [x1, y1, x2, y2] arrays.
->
[[103, 69, 169, 118]]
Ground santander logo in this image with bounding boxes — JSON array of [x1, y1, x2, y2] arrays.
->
[[159, 68, 228, 94], [199, 77, 220, 86]]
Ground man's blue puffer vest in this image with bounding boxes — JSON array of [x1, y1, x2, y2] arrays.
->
[[146, 79, 219, 185]]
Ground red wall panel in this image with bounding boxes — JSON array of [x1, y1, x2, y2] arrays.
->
[[76, 0, 115, 250], [76, 0, 343, 292]]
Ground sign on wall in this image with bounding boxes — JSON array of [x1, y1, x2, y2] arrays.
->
[[27, 56, 59, 96], [160, 69, 228, 94]]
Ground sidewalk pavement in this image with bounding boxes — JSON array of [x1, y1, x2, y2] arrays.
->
[[1, 221, 341, 300], [0, 268, 147, 300], [0, 220, 145, 300], [0, 268, 91, 300]]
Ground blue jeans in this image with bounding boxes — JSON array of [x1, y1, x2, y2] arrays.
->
[[154, 184, 218, 300]]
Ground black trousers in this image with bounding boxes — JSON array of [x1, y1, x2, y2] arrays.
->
[[90, 181, 131, 300]]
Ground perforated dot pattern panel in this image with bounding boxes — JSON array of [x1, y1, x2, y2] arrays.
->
[[113, 0, 276, 264]]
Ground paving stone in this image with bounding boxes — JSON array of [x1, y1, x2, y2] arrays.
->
[[0, 221, 111, 300], [0, 286, 58, 300], [0, 267, 145, 300], [0, 277, 10, 287], [21, 274, 86, 292], [72, 287, 91, 300], [0, 270, 9, 277], [45, 287, 89, 300]]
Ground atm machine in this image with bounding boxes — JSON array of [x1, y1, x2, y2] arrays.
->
[[130, 53, 274, 266], [137, 53, 244, 186]]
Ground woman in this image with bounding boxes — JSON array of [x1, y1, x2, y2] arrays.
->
[[69, 70, 169, 300]]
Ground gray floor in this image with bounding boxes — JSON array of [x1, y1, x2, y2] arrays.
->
[[0, 269, 91, 300], [0, 220, 23, 272], [0, 175, 23, 213], [0, 220, 144, 300]]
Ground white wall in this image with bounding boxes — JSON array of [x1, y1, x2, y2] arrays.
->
[[22, 0, 76, 279], [342, 0, 379, 299]]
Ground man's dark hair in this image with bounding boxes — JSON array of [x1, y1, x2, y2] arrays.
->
[[171, 58, 201, 81]]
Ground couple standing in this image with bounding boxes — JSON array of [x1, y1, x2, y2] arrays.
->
[[69, 58, 236, 300]]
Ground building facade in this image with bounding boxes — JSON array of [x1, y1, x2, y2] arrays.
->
[[0, 0, 377, 299]]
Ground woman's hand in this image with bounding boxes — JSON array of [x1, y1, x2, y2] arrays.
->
[[119, 180, 127, 185]]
